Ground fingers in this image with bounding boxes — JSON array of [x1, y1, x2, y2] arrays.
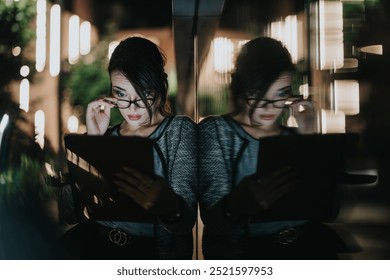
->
[[114, 178, 154, 210], [113, 173, 155, 210], [87, 98, 116, 115], [251, 167, 300, 210], [122, 167, 158, 187]]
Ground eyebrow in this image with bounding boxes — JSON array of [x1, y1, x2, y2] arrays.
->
[[112, 86, 126, 91], [278, 86, 292, 91]]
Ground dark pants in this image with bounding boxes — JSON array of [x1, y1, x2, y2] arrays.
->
[[53, 221, 158, 260]]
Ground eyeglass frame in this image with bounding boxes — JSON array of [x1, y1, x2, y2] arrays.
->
[[246, 97, 289, 108], [111, 98, 156, 109]]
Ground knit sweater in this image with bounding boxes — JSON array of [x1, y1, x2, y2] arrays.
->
[[59, 115, 197, 259], [199, 115, 298, 259]]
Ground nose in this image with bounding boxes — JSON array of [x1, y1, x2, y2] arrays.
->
[[128, 102, 138, 111]]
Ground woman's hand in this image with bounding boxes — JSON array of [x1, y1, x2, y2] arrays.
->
[[113, 166, 181, 216], [289, 97, 316, 134], [86, 97, 117, 135], [224, 166, 299, 218]]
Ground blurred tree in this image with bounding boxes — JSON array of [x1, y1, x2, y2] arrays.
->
[[64, 24, 122, 125], [0, 0, 59, 259]]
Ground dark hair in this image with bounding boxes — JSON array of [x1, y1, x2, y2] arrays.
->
[[230, 37, 295, 116], [108, 36, 172, 124]]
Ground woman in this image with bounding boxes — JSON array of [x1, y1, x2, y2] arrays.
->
[[199, 37, 344, 259], [58, 36, 197, 260]]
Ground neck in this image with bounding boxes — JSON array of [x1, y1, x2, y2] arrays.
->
[[120, 113, 164, 137], [233, 113, 281, 139]]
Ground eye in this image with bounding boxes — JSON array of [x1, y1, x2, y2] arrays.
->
[[112, 89, 126, 98], [277, 88, 292, 98]]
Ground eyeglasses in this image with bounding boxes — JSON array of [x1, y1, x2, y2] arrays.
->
[[246, 98, 288, 108], [115, 98, 156, 109]]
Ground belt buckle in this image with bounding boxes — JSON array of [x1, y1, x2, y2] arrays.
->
[[277, 227, 299, 245], [108, 229, 130, 246]]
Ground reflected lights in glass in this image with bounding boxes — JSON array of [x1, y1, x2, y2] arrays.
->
[[68, 15, 80, 64], [359, 45, 383, 55], [213, 37, 234, 73], [50, 4, 61, 76], [36, 0, 46, 72], [333, 80, 359, 115], [80, 21, 91, 55], [299, 83, 309, 99], [318, 0, 344, 70], [270, 15, 300, 63], [35, 110, 45, 149], [321, 109, 345, 134], [19, 78, 29, 112], [67, 115, 79, 133]]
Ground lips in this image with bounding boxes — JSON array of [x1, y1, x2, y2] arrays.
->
[[260, 114, 275, 120], [127, 114, 141, 121]]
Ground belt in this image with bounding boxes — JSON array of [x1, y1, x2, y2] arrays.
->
[[275, 227, 300, 245], [99, 226, 132, 246], [249, 225, 306, 246]]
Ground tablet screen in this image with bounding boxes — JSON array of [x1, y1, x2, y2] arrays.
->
[[64, 134, 156, 222]]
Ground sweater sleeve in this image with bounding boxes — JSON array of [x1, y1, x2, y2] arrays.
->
[[199, 116, 247, 233], [156, 116, 198, 234]]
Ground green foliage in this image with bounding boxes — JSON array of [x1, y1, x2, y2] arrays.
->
[[65, 38, 124, 125], [0, 0, 36, 89], [66, 59, 111, 110], [0, 0, 35, 47], [0, 154, 56, 204]]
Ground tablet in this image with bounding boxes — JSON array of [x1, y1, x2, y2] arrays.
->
[[252, 133, 359, 222], [64, 134, 156, 222]]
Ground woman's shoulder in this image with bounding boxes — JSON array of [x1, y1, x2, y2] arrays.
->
[[170, 115, 195, 124], [168, 115, 196, 128], [199, 115, 226, 127], [162, 115, 197, 135]]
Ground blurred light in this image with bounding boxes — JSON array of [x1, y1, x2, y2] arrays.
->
[[0, 114, 9, 150], [50, 4, 61, 76], [20, 65, 30, 77], [213, 37, 234, 73], [287, 107, 299, 128], [108, 41, 119, 59], [343, 58, 359, 68], [80, 21, 91, 55], [12, 46, 21, 56], [284, 15, 298, 63], [270, 15, 301, 64], [321, 109, 345, 134], [35, 110, 45, 149], [318, 0, 344, 70], [333, 80, 360, 115], [0, 114, 9, 134], [44, 162, 57, 177], [67, 115, 79, 133], [271, 21, 284, 42], [19, 79, 29, 112], [359, 45, 383, 55], [35, 0, 47, 72], [299, 83, 309, 99], [238, 40, 249, 50], [68, 15, 80, 64]]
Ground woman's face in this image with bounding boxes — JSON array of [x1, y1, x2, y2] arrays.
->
[[247, 72, 292, 127], [110, 70, 155, 127]]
